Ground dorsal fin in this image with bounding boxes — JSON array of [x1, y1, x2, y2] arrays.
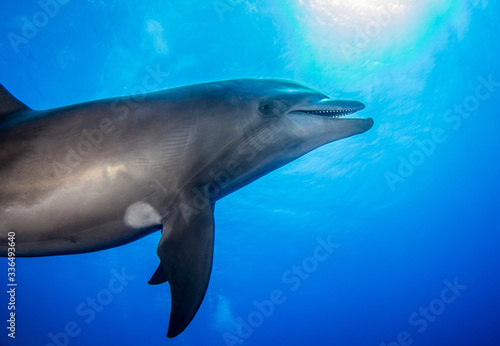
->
[[0, 84, 30, 118]]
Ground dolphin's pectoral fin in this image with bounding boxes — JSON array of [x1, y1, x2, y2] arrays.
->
[[154, 192, 215, 338], [148, 263, 169, 285]]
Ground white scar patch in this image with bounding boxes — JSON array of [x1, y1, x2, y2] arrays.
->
[[124, 201, 162, 229]]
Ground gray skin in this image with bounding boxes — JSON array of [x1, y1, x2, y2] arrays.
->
[[0, 79, 373, 337]]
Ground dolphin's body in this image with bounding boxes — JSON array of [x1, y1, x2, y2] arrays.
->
[[0, 79, 372, 337]]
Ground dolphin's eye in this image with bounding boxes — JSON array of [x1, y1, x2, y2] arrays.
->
[[258, 100, 284, 118]]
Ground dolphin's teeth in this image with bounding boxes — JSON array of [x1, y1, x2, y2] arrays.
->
[[298, 107, 364, 119]]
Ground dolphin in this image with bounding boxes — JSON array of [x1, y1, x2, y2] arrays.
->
[[0, 79, 373, 337]]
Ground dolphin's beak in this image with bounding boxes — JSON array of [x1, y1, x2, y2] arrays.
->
[[287, 98, 373, 136], [290, 99, 367, 119]]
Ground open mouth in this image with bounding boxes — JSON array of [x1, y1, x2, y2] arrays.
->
[[291, 100, 366, 119], [295, 107, 364, 118]]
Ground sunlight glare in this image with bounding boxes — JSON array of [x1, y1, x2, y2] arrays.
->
[[301, 0, 408, 29]]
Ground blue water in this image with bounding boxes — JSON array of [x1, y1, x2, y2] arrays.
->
[[1, 1, 500, 345]]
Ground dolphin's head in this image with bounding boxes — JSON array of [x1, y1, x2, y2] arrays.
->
[[254, 80, 372, 143], [232, 79, 374, 165], [186, 79, 373, 199]]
